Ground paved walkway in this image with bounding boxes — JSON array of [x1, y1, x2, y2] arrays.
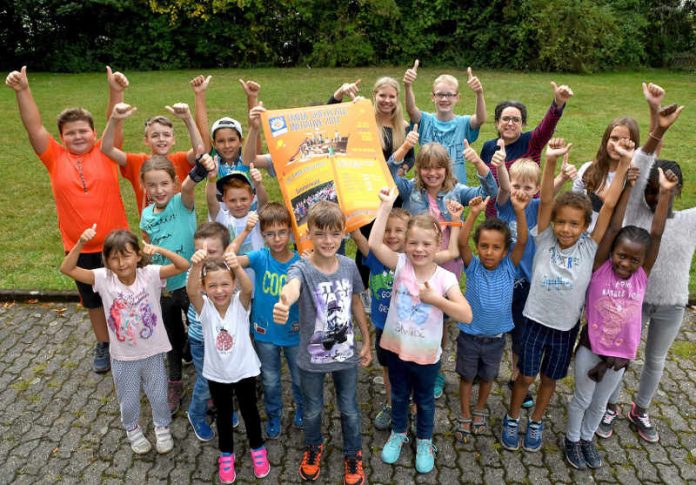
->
[[1, 301, 695, 484]]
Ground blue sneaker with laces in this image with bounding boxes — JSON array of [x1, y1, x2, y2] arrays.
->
[[188, 411, 215, 442], [266, 415, 281, 439], [415, 438, 437, 473], [381, 431, 409, 464], [523, 419, 544, 452], [433, 372, 445, 399], [501, 414, 520, 451]]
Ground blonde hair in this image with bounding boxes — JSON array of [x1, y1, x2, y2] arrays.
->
[[509, 158, 541, 185], [372, 77, 406, 150], [433, 74, 459, 92], [407, 214, 442, 244], [307, 200, 345, 232], [414, 143, 457, 192]]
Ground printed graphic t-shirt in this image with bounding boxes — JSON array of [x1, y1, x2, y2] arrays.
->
[[363, 252, 394, 330], [288, 256, 364, 372]]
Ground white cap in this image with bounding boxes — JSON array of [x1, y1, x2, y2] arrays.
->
[[211, 117, 243, 138]]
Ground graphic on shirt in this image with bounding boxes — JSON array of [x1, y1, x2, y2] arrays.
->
[[307, 278, 354, 364], [592, 294, 640, 348], [107, 290, 157, 345], [370, 268, 393, 314], [215, 327, 234, 353], [395, 284, 430, 326]]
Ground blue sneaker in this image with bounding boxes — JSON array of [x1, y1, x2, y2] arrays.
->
[[232, 410, 240, 429], [93, 342, 110, 373], [501, 414, 520, 451], [415, 438, 437, 473], [523, 419, 544, 452], [187, 411, 215, 442], [266, 416, 281, 439], [293, 408, 304, 428], [433, 372, 445, 399], [381, 431, 409, 464]]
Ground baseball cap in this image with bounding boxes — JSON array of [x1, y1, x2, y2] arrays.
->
[[211, 117, 243, 139], [216, 170, 254, 195]]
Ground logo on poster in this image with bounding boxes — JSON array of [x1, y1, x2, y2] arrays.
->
[[269, 116, 288, 137]]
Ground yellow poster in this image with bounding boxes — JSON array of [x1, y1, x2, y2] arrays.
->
[[261, 99, 395, 251]]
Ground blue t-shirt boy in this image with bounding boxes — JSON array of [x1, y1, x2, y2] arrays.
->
[[496, 198, 540, 282]]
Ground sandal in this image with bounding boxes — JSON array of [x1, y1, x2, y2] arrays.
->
[[454, 418, 472, 443], [472, 410, 489, 435]]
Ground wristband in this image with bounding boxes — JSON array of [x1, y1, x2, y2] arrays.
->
[[648, 132, 662, 143], [189, 154, 209, 183]]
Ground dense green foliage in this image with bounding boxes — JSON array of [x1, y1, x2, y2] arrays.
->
[[1, 0, 694, 72]]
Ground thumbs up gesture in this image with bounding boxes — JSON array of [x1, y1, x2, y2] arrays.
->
[[273, 294, 291, 324], [551, 81, 574, 107], [463, 139, 483, 166], [560, 150, 577, 181], [79, 224, 97, 244], [490, 139, 506, 168], [404, 123, 419, 149], [165, 102, 191, 120], [418, 281, 437, 305], [466, 67, 483, 94], [191, 74, 212, 94], [5, 66, 29, 92], [111, 102, 137, 120], [403, 60, 419, 86], [249, 101, 266, 129]]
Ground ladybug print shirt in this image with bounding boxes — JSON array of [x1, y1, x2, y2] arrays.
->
[[200, 292, 261, 384]]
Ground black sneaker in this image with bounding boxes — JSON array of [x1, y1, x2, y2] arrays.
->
[[627, 402, 659, 443], [93, 342, 110, 373], [565, 438, 587, 470], [596, 407, 618, 439], [580, 439, 602, 469]]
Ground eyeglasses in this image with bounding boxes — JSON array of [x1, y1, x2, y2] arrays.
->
[[500, 116, 522, 124], [262, 230, 290, 239], [432, 92, 458, 99]]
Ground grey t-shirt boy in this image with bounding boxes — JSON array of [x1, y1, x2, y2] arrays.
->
[[523, 226, 598, 331], [288, 255, 364, 372]]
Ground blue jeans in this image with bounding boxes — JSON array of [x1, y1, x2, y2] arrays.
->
[[187, 337, 211, 421], [300, 366, 361, 455], [255, 341, 303, 419], [386, 350, 440, 439]]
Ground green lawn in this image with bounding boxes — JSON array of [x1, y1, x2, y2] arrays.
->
[[1, 67, 694, 296]]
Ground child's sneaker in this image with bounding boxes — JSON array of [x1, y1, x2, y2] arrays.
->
[[93, 341, 110, 374], [500, 414, 520, 451], [293, 408, 304, 428], [381, 431, 409, 463], [218, 453, 236, 484], [374, 404, 392, 431], [564, 438, 587, 469], [266, 416, 281, 439], [187, 411, 215, 442], [250, 446, 271, 478], [523, 419, 544, 452], [415, 438, 437, 473], [344, 451, 365, 485], [299, 444, 323, 481], [433, 372, 445, 399], [155, 426, 174, 454], [126, 426, 151, 454], [580, 439, 602, 469], [627, 402, 659, 443], [232, 410, 240, 429], [167, 380, 184, 415], [596, 407, 618, 439]]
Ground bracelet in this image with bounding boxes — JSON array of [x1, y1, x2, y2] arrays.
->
[[648, 132, 662, 142]]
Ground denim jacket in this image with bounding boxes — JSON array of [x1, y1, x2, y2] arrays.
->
[[388, 155, 499, 220]]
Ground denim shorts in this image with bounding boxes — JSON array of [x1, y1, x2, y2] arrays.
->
[[455, 331, 505, 382]]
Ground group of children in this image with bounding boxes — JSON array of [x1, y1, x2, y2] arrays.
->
[[6, 61, 693, 484]]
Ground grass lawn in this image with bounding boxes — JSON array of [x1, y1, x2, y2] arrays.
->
[[1, 67, 694, 296]]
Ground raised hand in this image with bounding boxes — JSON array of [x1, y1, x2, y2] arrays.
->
[[404, 124, 419, 148], [334, 79, 361, 100], [106, 66, 129, 92], [466, 67, 483, 94], [511, 190, 530, 211], [245, 211, 259, 232], [642, 82, 665, 111], [378, 186, 399, 205], [469, 195, 490, 215], [239, 79, 261, 98], [551, 81, 573, 106], [403, 59, 419, 86], [111, 102, 137, 120], [656, 103, 685, 131], [658, 167, 679, 192], [490, 139, 506, 168], [545, 137, 572, 159], [626, 166, 640, 186], [224, 249, 240, 270], [191, 74, 212, 94], [463, 139, 484, 165], [612, 138, 635, 161], [249, 102, 266, 129], [560, 151, 577, 181], [165, 102, 191, 120], [142, 242, 157, 257], [446, 199, 464, 220], [191, 243, 208, 265], [5, 66, 29, 91], [196, 151, 217, 179], [250, 163, 263, 184], [79, 224, 97, 244], [273, 294, 290, 324]]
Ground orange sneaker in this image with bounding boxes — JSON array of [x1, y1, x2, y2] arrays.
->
[[344, 451, 365, 485], [299, 444, 323, 481]]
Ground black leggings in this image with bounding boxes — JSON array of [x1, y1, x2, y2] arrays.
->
[[209, 377, 264, 454], [161, 287, 190, 381]]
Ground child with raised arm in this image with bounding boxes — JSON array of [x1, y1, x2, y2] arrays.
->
[[140, 154, 215, 413], [273, 201, 372, 485], [187, 248, 270, 483], [231, 202, 304, 439], [403, 61, 486, 183], [61, 227, 189, 455], [564, 143, 677, 470], [101, 100, 203, 213], [455, 191, 528, 442], [6, 65, 128, 373], [500, 137, 629, 453], [368, 187, 471, 474]]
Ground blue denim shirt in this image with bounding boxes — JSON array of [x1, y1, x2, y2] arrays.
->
[[388, 155, 499, 219]]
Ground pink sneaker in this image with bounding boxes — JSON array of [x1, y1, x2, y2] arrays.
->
[[218, 453, 236, 484], [250, 446, 271, 478]]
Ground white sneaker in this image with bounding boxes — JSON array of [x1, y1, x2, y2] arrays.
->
[[127, 426, 151, 454], [155, 426, 174, 454]]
